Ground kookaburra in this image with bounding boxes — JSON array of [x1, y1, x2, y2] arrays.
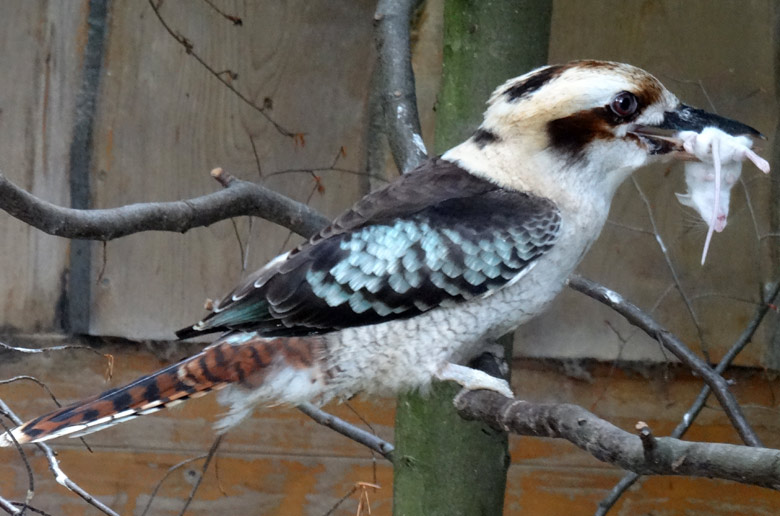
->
[[0, 60, 764, 447]]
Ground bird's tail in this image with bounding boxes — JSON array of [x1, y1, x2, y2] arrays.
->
[[0, 333, 325, 447]]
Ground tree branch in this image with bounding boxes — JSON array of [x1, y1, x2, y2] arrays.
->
[[374, 0, 428, 174], [297, 403, 395, 460], [594, 280, 780, 515], [0, 495, 19, 515], [0, 169, 328, 241], [455, 391, 780, 490], [568, 274, 762, 448]]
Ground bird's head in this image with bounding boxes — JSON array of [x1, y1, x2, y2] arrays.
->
[[445, 60, 762, 203]]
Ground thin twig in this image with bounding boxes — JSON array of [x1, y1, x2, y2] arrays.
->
[[0, 415, 33, 515], [140, 455, 208, 516], [8, 504, 51, 516], [0, 377, 61, 408], [263, 167, 388, 184], [739, 176, 762, 242], [323, 484, 360, 516], [297, 403, 395, 460], [594, 280, 780, 515], [632, 176, 706, 353], [0, 376, 93, 453], [0, 497, 19, 515], [247, 133, 263, 179], [177, 436, 222, 516], [0, 399, 119, 516], [569, 275, 762, 447], [0, 340, 110, 360], [200, 0, 242, 25], [262, 146, 388, 185], [604, 219, 656, 236], [148, 0, 293, 137], [228, 218, 245, 269]]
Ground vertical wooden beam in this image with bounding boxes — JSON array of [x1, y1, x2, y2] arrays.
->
[[65, 0, 110, 333]]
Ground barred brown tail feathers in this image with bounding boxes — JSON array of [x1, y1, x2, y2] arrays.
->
[[0, 334, 324, 446]]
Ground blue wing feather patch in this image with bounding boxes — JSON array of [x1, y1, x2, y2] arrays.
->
[[176, 158, 561, 339]]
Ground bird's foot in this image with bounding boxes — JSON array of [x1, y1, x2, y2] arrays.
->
[[435, 362, 515, 400]]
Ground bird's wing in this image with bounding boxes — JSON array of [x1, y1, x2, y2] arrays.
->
[[176, 158, 561, 339]]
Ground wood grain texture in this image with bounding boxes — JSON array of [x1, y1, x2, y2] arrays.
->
[[2, 345, 780, 514], [0, 1, 84, 332], [87, 0, 377, 338], [517, 0, 777, 367]]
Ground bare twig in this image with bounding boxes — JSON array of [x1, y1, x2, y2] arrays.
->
[[140, 455, 209, 516], [177, 436, 222, 516], [0, 496, 20, 515], [0, 342, 113, 380], [262, 147, 388, 184], [323, 484, 360, 516], [0, 415, 33, 515], [200, 0, 242, 25], [0, 399, 119, 516], [594, 280, 780, 515], [374, 0, 428, 173], [0, 169, 328, 242], [297, 403, 395, 460], [631, 177, 706, 353], [455, 392, 780, 489], [0, 377, 62, 408], [569, 275, 762, 447], [148, 0, 293, 138], [0, 376, 93, 453], [7, 504, 51, 516]]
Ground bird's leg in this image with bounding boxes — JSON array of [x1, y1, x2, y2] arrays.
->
[[435, 362, 514, 399]]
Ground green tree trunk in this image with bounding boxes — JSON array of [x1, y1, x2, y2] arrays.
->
[[392, 2, 552, 515]]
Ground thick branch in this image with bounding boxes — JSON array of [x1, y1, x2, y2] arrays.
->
[[0, 169, 328, 241], [455, 391, 780, 489], [569, 274, 762, 448], [374, 0, 428, 173], [595, 280, 780, 515]]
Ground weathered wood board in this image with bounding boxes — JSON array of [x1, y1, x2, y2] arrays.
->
[[517, 0, 778, 366], [87, 0, 377, 339], [2, 344, 780, 514], [0, 1, 84, 333]]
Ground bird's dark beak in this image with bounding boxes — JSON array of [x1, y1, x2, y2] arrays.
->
[[628, 104, 765, 158]]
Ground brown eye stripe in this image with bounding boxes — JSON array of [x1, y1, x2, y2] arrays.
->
[[546, 109, 613, 157]]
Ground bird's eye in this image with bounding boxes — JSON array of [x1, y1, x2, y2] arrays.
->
[[610, 91, 638, 118]]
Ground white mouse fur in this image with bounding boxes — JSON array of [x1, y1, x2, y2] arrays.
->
[[676, 127, 769, 264]]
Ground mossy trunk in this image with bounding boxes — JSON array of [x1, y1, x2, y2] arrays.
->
[[392, 2, 552, 514]]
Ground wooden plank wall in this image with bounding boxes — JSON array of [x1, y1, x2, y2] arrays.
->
[[0, 1, 83, 333], [519, 0, 778, 367], [3, 347, 780, 515], [1, 0, 779, 515], [88, 0, 376, 338]]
